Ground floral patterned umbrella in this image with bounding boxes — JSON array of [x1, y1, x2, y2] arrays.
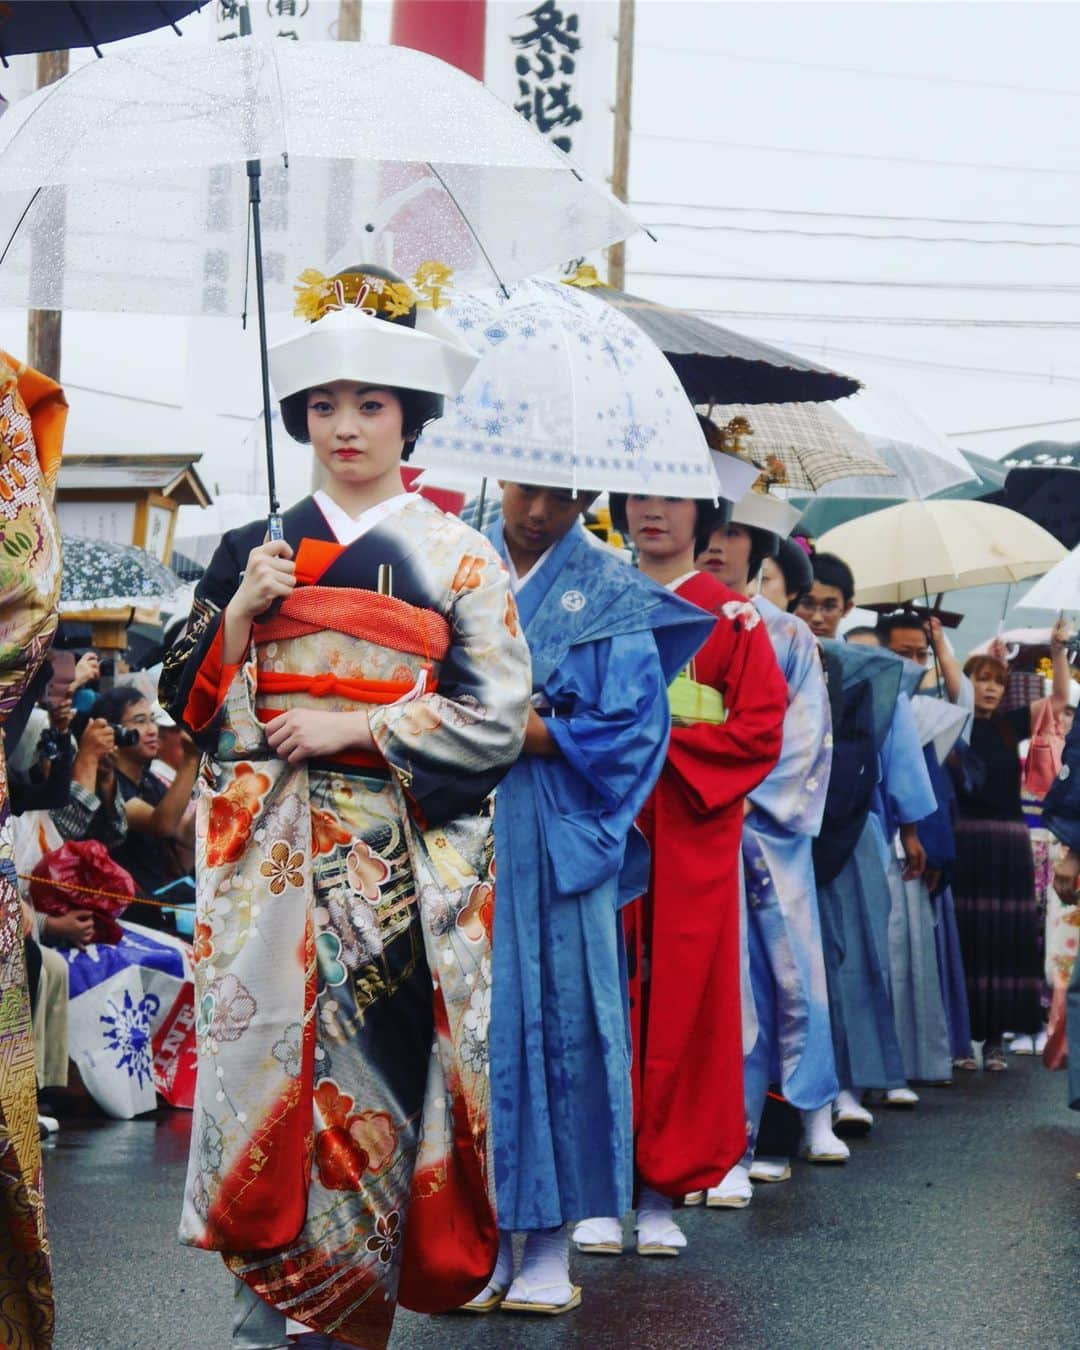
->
[[414, 279, 744, 499], [60, 536, 184, 613]]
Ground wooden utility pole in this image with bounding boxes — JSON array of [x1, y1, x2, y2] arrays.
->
[[607, 0, 635, 290], [26, 49, 69, 379], [338, 0, 362, 41]]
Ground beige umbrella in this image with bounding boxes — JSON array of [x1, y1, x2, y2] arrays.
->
[[816, 500, 1067, 606], [700, 401, 890, 493]]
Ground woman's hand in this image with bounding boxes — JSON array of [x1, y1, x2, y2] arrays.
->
[[900, 823, 927, 882], [232, 539, 296, 622], [987, 635, 1009, 664], [1050, 617, 1072, 652], [265, 708, 374, 764]]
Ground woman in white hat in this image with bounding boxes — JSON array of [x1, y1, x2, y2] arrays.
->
[[160, 265, 531, 1350]]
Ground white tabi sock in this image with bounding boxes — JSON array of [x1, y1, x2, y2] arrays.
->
[[635, 1185, 687, 1249], [833, 1088, 874, 1125], [572, 1216, 623, 1250], [707, 1163, 753, 1205], [505, 1227, 574, 1307], [801, 1104, 850, 1160], [464, 1229, 514, 1306]]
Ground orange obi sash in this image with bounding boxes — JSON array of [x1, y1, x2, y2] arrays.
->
[[257, 668, 436, 704], [253, 584, 451, 665], [256, 664, 438, 774]]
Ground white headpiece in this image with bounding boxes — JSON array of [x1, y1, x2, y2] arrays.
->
[[269, 267, 479, 401], [730, 489, 801, 537]]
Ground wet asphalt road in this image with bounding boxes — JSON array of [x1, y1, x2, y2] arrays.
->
[[43, 1056, 1078, 1350]]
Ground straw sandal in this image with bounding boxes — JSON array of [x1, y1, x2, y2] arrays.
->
[[500, 1281, 582, 1315]]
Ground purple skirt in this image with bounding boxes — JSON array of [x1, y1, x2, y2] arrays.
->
[[952, 817, 1042, 1042]]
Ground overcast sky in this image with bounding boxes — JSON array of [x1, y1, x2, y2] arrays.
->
[[2, 0, 1077, 503]]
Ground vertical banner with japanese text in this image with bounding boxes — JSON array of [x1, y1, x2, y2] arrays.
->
[[485, 1, 617, 273]]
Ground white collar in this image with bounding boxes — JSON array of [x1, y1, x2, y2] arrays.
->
[[506, 543, 556, 595], [314, 490, 414, 546], [665, 571, 699, 593]]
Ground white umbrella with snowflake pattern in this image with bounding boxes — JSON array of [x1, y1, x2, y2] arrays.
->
[[413, 279, 742, 499]]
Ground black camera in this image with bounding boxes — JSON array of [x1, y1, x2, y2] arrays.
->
[[112, 723, 141, 748], [36, 728, 65, 762]]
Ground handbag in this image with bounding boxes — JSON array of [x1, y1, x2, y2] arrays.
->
[[1024, 696, 1064, 800], [668, 660, 725, 726]]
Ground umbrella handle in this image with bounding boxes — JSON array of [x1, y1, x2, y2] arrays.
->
[[253, 512, 286, 623]]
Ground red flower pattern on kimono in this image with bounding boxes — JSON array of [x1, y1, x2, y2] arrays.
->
[[314, 1079, 399, 1191], [457, 881, 493, 942], [206, 764, 270, 867], [311, 806, 351, 857]]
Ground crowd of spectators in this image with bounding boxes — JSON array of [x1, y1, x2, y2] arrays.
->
[[8, 626, 198, 1134]]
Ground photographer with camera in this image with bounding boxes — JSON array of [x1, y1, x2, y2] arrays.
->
[[90, 685, 199, 913], [50, 709, 128, 852]]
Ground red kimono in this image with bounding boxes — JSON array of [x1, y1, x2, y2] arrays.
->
[[627, 571, 786, 1196]]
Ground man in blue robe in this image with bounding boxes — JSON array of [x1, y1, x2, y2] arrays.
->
[[468, 482, 714, 1315], [796, 554, 933, 1134]]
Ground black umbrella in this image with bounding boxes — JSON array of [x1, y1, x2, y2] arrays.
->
[[169, 549, 206, 583], [0, 2, 206, 60], [564, 268, 859, 406], [982, 465, 1080, 550]]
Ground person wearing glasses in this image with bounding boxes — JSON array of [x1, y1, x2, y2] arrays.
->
[[796, 553, 936, 1132], [88, 684, 200, 918]]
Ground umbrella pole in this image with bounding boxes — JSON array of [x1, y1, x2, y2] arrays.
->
[[240, 3, 282, 543], [475, 477, 488, 533], [247, 168, 281, 540], [924, 581, 944, 696]]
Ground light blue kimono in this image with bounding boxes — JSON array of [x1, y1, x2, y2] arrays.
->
[[871, 666, 949, 1083], [815, 642, 907, 1092], [742, 599, 838, 1149], [487, 523, 714, 1231]]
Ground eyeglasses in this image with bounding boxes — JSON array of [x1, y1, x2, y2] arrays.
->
[[122, 714, 155, 728], [795, 598, 843, 616]]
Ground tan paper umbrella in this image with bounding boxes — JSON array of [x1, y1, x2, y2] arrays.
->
[[816, 500, 1067, 606], [700, 401, 890, 493]]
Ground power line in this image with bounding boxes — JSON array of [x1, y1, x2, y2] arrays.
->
[[634, 270, 1080, 293], [642, 221, 1080, 249], [631, 199, 1080, 231], [62, 380, 251, 419], [635, 43, 1080, 100], [635, 131, 1080, 178], [946, 416, 1080, 438], [691, 309, 1080, 329]]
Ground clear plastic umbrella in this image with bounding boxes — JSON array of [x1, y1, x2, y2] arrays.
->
[[0, 37, 639, 314], [1017, 544, 1080, 613], [412, 279, 737, 499], [60, 537, 185, 613]]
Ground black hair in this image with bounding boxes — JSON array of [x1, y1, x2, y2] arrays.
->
[[771, 536, 814, 609], [90, 684, 146, 724], [810, 550, 855, 603], [608, 493, 732, 558], [743, 525, 780, 585], [279, 263, 444, 457], [877, 611, 929, 643], [843, 626, 881, 644]]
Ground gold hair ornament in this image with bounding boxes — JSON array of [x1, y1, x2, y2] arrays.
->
[[293, 262, 454, 323]]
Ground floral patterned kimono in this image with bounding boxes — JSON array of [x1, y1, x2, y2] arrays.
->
[[0, 353, 65, 1350], [160, 491, 530, 1349]]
